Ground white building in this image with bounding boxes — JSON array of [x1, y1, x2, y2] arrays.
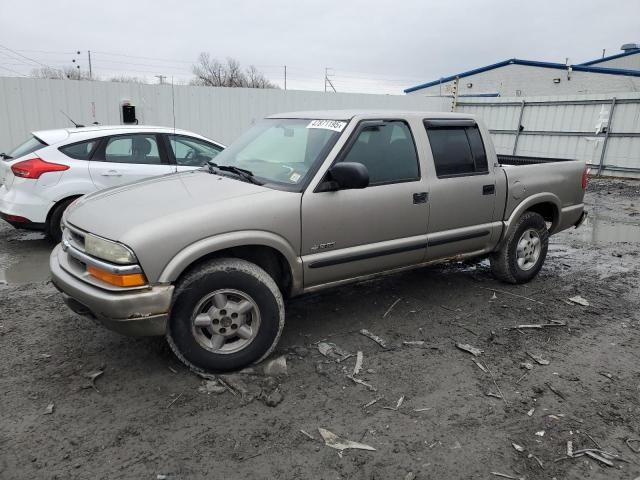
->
[[405, 44, 640, 97]]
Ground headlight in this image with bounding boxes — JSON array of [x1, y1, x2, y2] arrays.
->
[[84, 234, 137, 264]]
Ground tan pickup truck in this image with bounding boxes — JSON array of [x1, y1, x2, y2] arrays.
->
[[50, 110, 587, 372]]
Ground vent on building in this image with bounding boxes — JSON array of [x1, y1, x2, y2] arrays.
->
[[621, 43, 640, 52]]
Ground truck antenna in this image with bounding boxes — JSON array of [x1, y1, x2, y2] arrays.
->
[[60, 110, 84, 128]]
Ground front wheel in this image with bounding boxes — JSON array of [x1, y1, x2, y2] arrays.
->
[[490, 211, 549, 284], [166, 258, 285, 373]]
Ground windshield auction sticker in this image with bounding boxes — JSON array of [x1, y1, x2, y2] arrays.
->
[[306, 120, 347, 132]]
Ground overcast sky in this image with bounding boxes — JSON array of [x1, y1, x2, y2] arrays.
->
[[1, 0, 638, 94]]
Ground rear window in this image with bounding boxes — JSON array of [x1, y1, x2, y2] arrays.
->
[[5, 136, 47, 160], [425, 125, 488, 177], [59, 140, 98, 160]]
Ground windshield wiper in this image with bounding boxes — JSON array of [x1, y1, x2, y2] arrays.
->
[[208, 162, 263, 185], [0, 153, 12, 160]]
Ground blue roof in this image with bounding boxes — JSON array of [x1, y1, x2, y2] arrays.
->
[[404, 57, 640, 94], [578, 49, 640, 66]]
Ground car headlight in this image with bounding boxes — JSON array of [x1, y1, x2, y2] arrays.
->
[[84, 234, 137, 265]]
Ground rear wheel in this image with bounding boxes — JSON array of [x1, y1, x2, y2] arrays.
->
[[46, 198, 77, 243], [166, 258, 285, 374], [490, 211, 549, 284]]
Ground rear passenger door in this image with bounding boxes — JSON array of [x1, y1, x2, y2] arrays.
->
[[301, 119, 429, 288], [423, 119, 500, 260], [89, 133, 174, 189]]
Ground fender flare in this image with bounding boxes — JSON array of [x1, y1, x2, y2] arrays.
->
[[157, 230, 303, 293], [498, 193, 562, 249]]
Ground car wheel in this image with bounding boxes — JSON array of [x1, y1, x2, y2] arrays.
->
[[166, 258, 285, 374], [46, 198, 77, 243], [490, 211, 549, 284]]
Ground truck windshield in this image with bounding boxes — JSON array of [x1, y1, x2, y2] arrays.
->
[[209, 118, 347, 188]]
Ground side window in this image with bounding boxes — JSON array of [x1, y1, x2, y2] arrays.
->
[[340, 120, 419, 185], [59, 139, 98, 160], [425, 125, 488, 177], [168, 135, 223, 167], [103, 135, 162, 165]]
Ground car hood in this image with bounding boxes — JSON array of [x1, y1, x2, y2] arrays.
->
[[67, 170, 269, 240], [66, 169, 302, 282]]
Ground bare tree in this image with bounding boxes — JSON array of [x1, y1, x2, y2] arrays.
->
[[191, 53, 278, 89], [108, 75, 147, 84], [30, 66, 92, 80]]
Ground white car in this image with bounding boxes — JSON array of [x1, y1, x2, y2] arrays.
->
[[0, 125, 224, 241]]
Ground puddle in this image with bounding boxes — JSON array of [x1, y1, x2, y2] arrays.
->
[[0, 238, 52, 285], [567, 214, 640, 246]]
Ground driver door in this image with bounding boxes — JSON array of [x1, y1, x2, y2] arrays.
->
[[301, 119, 430, 288]]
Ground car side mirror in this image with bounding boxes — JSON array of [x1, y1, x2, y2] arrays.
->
[[318, 162, 369, 192]]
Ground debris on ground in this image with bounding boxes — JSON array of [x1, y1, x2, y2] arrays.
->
[[198, 379, 227, 395], [157, 475, 167, 480], [382, 298, 402, 318], [383, 395, 405, 411], [414, 407, 432, 412], [567, 441, 573, 457], [359, 329, 388, 348], [490, 472, 524, 480], [362, 396, 383, 409], [527, 408, 535, 417], [626, 438, 640, 453], [82, 368, 104, 392], [598, 372, 613, 381], [261, 388, 283, 407], [527, 352, 550, 365], [166, 392, 183, 408], [479, 286, 544, 305], [318, 428, 376, 454], [512, 442, 525, 452], [299, 429, 315, 440], [491, 292, 497, 300], [352, 351, 363, 376], [44, 403, 54, 415], [402, 340, 425, 346], [528, 453, 544, 468], [346, 375, 376, 392], [404, 473, 416, 480], [317, 342, 351, 361], [486, 392, 502, 399], [455, 343, 484, 356], [545, 382, 567, 400], [535, 431, 545, 437], [472, 359, 488, 373], [568, 295, 590, 306], [520, 362, 533, 370], [584, 450, 614, 467], [507, 322, 566, 330], [262, 355, 287, 376]]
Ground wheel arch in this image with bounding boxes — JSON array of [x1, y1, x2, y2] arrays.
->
[[498, 193, 561, 249], [45, 194, 84, 230], [158, 232, 303, 297]]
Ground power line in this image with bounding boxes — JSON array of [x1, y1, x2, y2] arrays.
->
[[0, 44, 53, 69], [0, 65, 27, 76]]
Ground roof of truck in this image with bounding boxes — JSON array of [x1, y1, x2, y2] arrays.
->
[[269, 110, 475, 120]]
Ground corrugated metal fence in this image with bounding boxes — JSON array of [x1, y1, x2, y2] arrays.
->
[[456, 93, 640, 177], [0, 77, 448, 151]]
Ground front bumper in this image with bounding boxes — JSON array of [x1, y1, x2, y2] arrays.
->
[[50, 244, 174, 336]]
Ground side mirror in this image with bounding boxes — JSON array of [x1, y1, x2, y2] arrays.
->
[[318, 162, 369, 191]]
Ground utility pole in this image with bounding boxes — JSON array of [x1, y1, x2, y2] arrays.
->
[[87, 50, 92, 79], [324, 67, 336, 93], [283, 65, 287, 90], [155, 75, 167, 85]]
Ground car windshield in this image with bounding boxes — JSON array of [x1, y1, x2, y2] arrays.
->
[[5, 136, 47, 160], [209, 118, 347, 187]]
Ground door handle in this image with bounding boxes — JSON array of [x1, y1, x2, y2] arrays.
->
[[413, 192, 428, 204], [482, 184, 495, 195], [101, 170, 122, 177]]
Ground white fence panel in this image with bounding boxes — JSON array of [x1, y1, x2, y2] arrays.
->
[[0, 77, 448, 151]]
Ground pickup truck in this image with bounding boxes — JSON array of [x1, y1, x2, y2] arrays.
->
[[50, 110, 588, 373]]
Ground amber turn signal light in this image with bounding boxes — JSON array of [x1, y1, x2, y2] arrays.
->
[[87, 265, 147, 287]]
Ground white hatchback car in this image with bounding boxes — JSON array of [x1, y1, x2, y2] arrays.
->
[[0, 125, 224, 241]]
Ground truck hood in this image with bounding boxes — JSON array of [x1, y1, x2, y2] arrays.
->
[[67, 170, 269, 240]]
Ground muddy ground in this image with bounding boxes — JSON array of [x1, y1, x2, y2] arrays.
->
[[1, 177, 639, 480]]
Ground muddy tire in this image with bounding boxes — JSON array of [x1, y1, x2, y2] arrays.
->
[[490, 212, 549, 284], [46, 198, 76, 243], [166, 258, 285, 374]]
